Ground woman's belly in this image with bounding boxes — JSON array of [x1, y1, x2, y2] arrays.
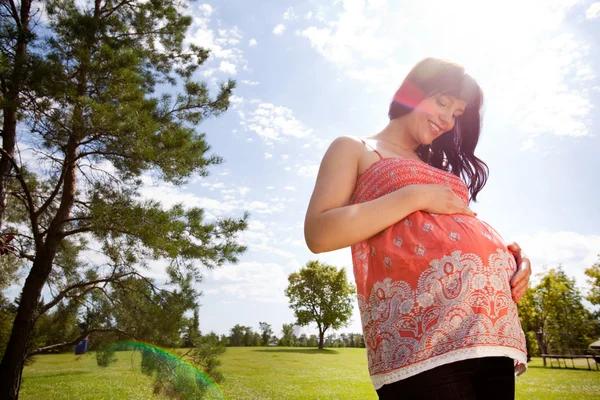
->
[[353, 211, 526, 377], [364, 211, 516, 293]]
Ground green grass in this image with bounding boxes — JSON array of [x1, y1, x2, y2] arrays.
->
[[20, 348, 600, 399], [20, 350, 169, 400]]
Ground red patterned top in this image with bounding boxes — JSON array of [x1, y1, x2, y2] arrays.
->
[[350, 157, 527, 390]]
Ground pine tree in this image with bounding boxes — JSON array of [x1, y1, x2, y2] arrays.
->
[[0, 1, 247, 397]]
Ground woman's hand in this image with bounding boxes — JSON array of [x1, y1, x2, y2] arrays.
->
[[418, 184, 476, 217], [507, 242, 531, 302]]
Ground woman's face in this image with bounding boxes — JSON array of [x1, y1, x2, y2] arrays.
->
[[409, 93, 467, 146]]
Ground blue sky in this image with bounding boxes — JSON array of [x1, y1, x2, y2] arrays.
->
[[11, 0, 600, 339], [140, 0, 600, 338]]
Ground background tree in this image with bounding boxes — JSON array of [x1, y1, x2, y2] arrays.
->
[[0, 0, 39, 231], [298, 333, 308, 347], [279, 323, 295, 346], [242, 326, 254, 347], [585, 256, 600, 306], [228, 324, 247, 347], [518, 267, 595, 356], [285, 260, 355, 350], [0, 0, 248, 397], [258, 321, 272, 346], [182, 307, 201, 348]]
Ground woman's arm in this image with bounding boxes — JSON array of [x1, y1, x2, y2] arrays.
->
[[304, 137, 474, 254]]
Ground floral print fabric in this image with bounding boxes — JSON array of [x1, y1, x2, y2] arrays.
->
[[350, 158, 527, 390]]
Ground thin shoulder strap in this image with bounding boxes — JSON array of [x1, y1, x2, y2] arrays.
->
[[359, 138, 383, 160]]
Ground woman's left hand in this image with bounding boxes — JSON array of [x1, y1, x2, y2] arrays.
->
[[507, 242, 531, 303]]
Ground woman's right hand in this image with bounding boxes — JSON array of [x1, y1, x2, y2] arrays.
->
[[416, 184, 476, 217]]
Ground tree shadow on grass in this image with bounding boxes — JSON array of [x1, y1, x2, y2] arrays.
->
[[526, 365, 599, 372], [251, 348, 340, 355], [29, 370, 90, 379]]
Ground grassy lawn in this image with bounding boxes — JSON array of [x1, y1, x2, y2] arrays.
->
[[21, 348, 600, 399]]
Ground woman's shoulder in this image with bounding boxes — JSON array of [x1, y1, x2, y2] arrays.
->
[[326, 136, 367, 156]]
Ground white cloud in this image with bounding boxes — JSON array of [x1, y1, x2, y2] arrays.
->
[[243, 200, 285, 214], [519, 139, 536, 152], [264, 153, 273, 159], [313, 247, 354, 277], [248, 220, 266, 230], [305, 11, 313, 19], [198, 3, 212, 17], [219, 61, 237, 75], [299, 1, 396, 67], [241, 80, 260, 85], [297, 164, 319, 178], [509, 231, 600, 291], [281, 154, 289, 160], [241, 102, 313, 142], [297, 0, 594, 139], [283, 7, 297, 20], [284, 186, 296, 191], [138, 182, 237, 216], [273, 24, 286, 35], [585, 2, 600, 18], [209, 261, 293, 302], [222, 186, 251, 197], [184, 8, 246, 74], [200, 182, 225, 189], [249, 38, 257, 46], [229, 95, 244, 106]]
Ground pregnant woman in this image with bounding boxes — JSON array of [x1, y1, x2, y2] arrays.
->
[[304, 58, 531, 400]]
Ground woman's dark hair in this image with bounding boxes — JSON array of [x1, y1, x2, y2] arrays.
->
[[388, 57, 488, 202]]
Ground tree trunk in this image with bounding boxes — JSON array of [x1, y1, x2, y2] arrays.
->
[[535, 331, 547, 355], [0, 247, 57, 399], [318, 328, 325, 350], [0, 133, 75, 398], [0, 0, 32, 230]]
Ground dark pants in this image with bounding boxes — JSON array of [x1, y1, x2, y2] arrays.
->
[[376, 357, 515, 400]]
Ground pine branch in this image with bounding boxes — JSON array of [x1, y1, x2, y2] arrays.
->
[[39, 271, 137, 314], [36, 162, 68, 218], [27, 328, 137, 356], [7, 0, 22, 31]]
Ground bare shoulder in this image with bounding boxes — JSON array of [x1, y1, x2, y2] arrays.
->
[[307, 136, 365, 215], [324, 136, 364, 159]]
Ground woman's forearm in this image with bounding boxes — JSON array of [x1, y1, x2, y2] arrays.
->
[[304, 185, 425, 253]]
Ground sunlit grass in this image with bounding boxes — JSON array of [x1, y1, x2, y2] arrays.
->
[[20, 350, 169, 400], [20, 348, 600, 399]]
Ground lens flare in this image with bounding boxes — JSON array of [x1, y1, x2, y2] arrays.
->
[[111, 341, 226, 399]]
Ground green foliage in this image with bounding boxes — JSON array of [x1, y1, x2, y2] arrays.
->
[[187, 334, 227, 384], [95, 346, 117, 368], [584, 257, 600, 306], [279, 323, 295, 347], [141, 347, 212, 399], [258, 322, 272, 346], [182, 307, 201, 348], [140, 335, 226, 399], [228, 324, 250, 347], [0, 0, 247, 395], [285, 261, 356, 349], [0, 301, 16, 359], [518, 267, 596, 355], [30, 300, 80, 352]]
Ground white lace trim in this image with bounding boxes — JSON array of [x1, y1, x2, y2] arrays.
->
[[371, 346, 528, 390]]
